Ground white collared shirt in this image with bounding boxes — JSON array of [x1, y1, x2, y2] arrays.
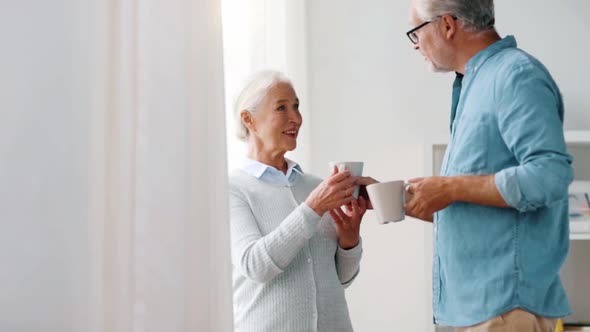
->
[[239, 157, 304, 187]]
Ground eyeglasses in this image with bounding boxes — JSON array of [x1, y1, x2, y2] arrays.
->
[[406, 15, 457, 44]]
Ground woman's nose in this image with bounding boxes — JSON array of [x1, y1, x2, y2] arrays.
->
[[289, 110, 302, 124]]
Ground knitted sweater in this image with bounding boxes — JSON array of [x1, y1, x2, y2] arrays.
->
[[229, 169, 363, 331]]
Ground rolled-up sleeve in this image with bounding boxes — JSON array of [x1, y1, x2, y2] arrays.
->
[[229, 185, 321, 283], [494, 63, 573, 212]]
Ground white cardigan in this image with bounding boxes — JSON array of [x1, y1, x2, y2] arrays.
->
[[229, 168, 363, 332]]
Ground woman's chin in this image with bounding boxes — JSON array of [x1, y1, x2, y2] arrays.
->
[[284, 142, 297, 152]]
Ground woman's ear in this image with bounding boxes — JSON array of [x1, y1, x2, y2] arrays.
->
[[241, 111, 256, 134]]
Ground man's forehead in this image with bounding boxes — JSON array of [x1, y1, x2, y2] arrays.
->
[[408, 5, 420, 24]]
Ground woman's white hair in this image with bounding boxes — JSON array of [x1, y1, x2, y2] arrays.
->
[[233, 70, 293, 141], [414, 0, 495, 32]]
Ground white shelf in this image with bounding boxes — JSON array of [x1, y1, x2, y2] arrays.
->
[[565, 130, 590, 144], [570, 233, 590, 240], [428, 130, 590, 147]]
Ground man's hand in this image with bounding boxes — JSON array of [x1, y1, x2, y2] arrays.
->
[[404, 175, 509, 222], [405, 176, 455, 222], [356, 176, 379, 209]]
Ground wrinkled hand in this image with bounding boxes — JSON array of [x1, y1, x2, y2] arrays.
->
[[356, 176, 379, 209], [405, 176, 455, 222], [330, 196, 367, 249], [305, 166, 357, 216]]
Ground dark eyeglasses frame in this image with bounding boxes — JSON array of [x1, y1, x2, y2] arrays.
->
[[406, 15, 457, 44]]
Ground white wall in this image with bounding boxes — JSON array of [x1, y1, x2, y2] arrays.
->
[[304, 1, 590, 331]]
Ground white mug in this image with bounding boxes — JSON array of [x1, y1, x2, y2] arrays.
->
[[366, 180, 410, 224], [328, 161, 364, 198]]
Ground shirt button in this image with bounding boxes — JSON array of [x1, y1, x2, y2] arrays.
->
[[307, 258, 312, 263]]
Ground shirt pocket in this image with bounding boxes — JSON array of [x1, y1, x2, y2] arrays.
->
[[449, 116, 489, 174]]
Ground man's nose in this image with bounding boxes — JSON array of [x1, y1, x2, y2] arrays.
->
[[413, 43, 420, 51]]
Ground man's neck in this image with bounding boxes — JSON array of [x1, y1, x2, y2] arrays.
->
[[455, 30, 501, 74]]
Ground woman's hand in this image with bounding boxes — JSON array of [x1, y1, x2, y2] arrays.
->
[[329, 196, 367, 249], [305, 166, 357, 216]]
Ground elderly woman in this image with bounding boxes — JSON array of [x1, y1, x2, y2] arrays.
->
[[229, 70, 366, 332]]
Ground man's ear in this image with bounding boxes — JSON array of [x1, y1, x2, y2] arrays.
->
[[441, 14, 457, 40], [241, 111, 256, 134]]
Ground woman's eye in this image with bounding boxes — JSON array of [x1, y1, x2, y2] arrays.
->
[[294, 104, 300, 110], [277, 105, 286, 111]]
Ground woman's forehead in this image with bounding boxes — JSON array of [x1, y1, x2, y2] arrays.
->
[[267, 83, 297, 101]]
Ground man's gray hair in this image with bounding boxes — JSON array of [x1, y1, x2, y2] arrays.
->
[[414, 0, 495, 32], [233, 70, 292, 141]]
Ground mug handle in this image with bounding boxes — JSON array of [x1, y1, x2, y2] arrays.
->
[[402, 182, 412, 213]]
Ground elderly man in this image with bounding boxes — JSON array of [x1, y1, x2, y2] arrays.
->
[[404, 0, 573, 331]]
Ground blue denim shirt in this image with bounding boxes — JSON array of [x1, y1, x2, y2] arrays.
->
[[434, 36, 573, 327]]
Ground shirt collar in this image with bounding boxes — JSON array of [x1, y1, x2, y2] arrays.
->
[[285, 158, 304, 177], [239, 157, 303, 179], [465, 35, 517, 74]]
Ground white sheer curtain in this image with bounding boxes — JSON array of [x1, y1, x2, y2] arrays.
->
[[2, 0, 232, 331], [89, 0, 233, 331], [3, 0, 307, 330], [221, 0, 311, 170]]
